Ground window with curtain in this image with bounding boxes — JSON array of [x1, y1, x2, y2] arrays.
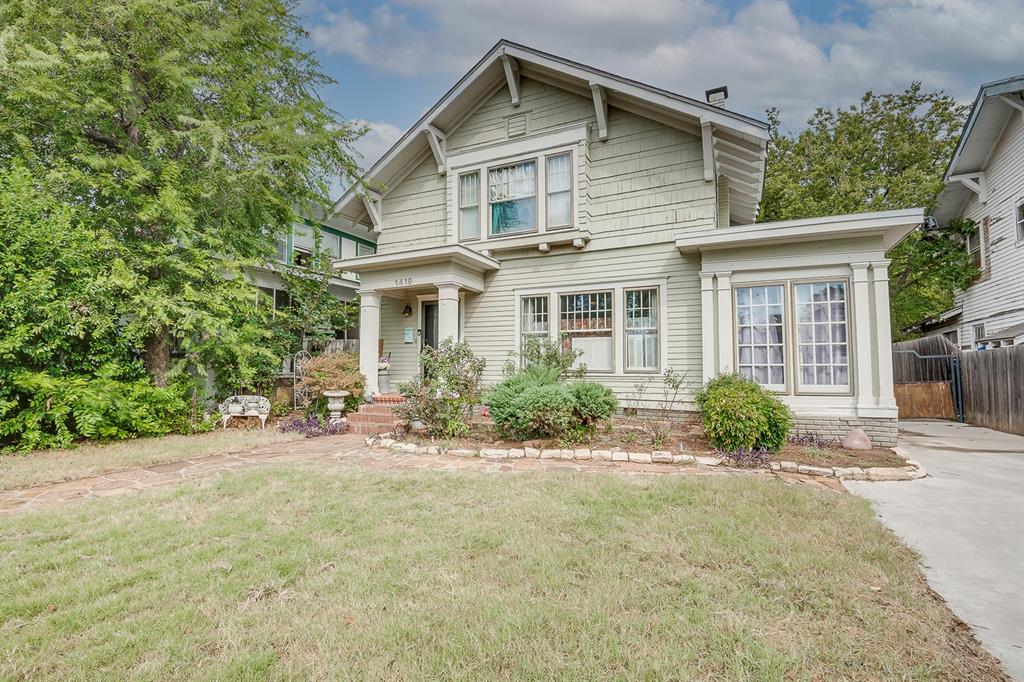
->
[[735, 285, 785, 387], [489, 160, 536, 235], [459, 172, 480, 240], [794, 281, 848, 388], [625, 288, 658, 371], [559, 292, 613, 371], [546, 153, 572, 228], [520, 296, 549, 363]]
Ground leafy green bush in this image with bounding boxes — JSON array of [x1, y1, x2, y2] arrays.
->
[[394, 340, 486, 440], [0, 370, 204, 452], [503, 336, 587, 379], [486, 370, 618, 442], [694, 374, 791, 453]]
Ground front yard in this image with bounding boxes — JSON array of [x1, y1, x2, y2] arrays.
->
[[0, 460, 1005, 680]]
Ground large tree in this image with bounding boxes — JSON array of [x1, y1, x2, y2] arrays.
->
[[759, 85, 976, 338], [0, 0, 363, 385]]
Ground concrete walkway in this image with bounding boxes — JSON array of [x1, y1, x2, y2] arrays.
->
[[846, 420, 1024, 680]]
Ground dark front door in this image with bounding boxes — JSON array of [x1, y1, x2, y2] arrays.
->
[[422, 302, 439, 350]]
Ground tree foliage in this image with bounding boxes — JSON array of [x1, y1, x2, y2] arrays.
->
[[759, 85, 976, 337], [0, 0, 363, 449]]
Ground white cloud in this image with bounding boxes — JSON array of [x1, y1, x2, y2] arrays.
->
[[350, 120, 403, 170], [309, 0, 1024, 128]]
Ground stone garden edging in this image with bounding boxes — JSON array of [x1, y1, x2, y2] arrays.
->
[[364, 436, 928, 482]]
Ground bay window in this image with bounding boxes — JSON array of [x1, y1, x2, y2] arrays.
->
[[459, 172, 480, 240], [735, 285, 785, 388], [489, 160, 536, 235], [794, 281, 849, 389], [560, 292, 613, 372], [546, 152, 572, 229], [625, 288, 658, 371]]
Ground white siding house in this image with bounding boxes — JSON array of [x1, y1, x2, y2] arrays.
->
[[332, 41, 923, 445], [927, 75, 1024, 349]]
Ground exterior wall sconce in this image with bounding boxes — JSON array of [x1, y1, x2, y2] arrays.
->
[[401, 304, 413, 317]]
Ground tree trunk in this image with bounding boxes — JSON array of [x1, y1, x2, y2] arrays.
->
[[144, 327, 171, 387]]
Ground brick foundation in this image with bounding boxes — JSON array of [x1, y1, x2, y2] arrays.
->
[[790, 415, 898, 447]]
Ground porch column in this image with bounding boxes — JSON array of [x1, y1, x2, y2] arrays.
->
[[716, 271, 733, 374], [359, 289, 381, 395], [851, 263, 875, 411], [436, 283, 460, 343], [700, 272, 717, 382], [872, 260, 897, 410]]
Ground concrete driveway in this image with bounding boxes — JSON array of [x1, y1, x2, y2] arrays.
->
[[846, 420, 1024, 680]]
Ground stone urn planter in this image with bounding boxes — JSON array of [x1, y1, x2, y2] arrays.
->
[[322, 390, 351, 424]]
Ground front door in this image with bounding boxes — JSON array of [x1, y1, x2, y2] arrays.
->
[[422, 302, 439, 351]]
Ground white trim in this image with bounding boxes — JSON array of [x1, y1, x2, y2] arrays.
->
[[500, 53, 520, 107], [700, 120, 715, 182], [333, 243, 500, 274], [513, 278, 669, 377], [447, 122, 588, 169], [423, 124, 447, 174], [590, 83, 608, 141], [949, 172, 987, 203]]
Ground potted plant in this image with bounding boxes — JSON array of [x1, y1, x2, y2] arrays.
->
[[378, 353, 392, 393]]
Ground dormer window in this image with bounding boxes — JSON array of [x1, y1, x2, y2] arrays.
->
[[489, 160, 537, 236]]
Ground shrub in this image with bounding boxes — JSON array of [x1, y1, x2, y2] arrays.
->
[[296, 352, 364, 413], [486, 372, 618, 442], [394, 339, 486, 440], [503, 336, 587, 379], [695, 373, 791, 453]]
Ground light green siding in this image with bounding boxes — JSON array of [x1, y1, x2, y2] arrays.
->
[[380, 297, 419, 383], [377, 155, 447, 253]]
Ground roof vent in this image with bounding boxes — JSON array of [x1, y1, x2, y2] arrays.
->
[[705, 85, 728, 108]]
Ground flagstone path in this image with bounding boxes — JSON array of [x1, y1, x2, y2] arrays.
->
[[0, 434, 844, 514]]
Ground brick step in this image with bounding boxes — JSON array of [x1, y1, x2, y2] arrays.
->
[[349, 423, 398, 436], [359, 404, 397, 415], [374, 393, 405, 404], [348, 413, 401, 425]]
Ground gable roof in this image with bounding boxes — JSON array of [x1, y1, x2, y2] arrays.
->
[[933, 74, 1024, 225], [331, 39, 770, 227]]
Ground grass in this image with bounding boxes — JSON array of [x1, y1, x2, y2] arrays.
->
[[0, 464, 1005, 680], [0, 429, 304, 491]]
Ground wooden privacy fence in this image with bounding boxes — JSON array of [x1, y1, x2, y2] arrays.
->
[[892, 335, 960, 420], [960, 344, 1024, 436]]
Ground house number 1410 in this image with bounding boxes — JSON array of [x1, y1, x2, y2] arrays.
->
[[394, 277, 413, 287]]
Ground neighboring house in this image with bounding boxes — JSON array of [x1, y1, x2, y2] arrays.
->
[[922, 75, 1024, 350], [331, 41, 923, 446], [243, 214, 377, 370]]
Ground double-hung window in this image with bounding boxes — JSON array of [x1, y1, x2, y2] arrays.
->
[[546, 153, 572, 229], [1016, 199, 1024, 242], [625, 288, 658, 371], [520, 295, 549, 363], [559, 292, 613, 372], [794, 281, 849, 390], [967, 229, 983, 269], [736, 285, 785, 388], [489, 160, 536, 235], [459, 172, 480, 241]]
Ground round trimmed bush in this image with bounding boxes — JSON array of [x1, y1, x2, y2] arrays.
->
[[695, 374, 791, 453], [569, 381, 618, 427]]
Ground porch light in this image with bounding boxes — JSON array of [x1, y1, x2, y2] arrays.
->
[[402, 304, 413, 317]]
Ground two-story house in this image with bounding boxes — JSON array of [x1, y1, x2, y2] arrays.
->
[[923, 75, 1024, 350], [331, 41, 923, 446]]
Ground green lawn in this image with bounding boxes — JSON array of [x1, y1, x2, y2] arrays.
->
[[0, 464, 1004, 680], [0, 429, 304, 491]]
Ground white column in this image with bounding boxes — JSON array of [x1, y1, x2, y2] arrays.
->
[[872, 260, 897, 411], [700, 272, 717, 382], [358, 290, 381, 395], [716, 271, 733, 374], [851, 263, 875, 411], [436, 283, 461, 343]]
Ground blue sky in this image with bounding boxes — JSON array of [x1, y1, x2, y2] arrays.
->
[[297, 0, 1023, 175]]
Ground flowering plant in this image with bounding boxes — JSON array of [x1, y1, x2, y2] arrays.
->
[[277, 415, 348, 437], [378, 353, 391, 371]]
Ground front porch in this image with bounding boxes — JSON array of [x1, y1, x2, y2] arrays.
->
[[335, 244, 500, 394]]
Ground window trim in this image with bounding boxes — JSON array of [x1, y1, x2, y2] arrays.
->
[[1016, 197, 1024, 244], [558, 289, 615, 373], [623, 287, 661, 374], [457, 170, 481, 242], [450, 144, 577, 244], [513, 279, 667, 376], [966, 227, 984, 270], [973, 323, 986, 349], [732, 282, 789, 393], [790, 278, 853, 396], [545, 151, 574, 231]]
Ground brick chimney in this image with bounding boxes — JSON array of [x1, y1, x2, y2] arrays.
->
[[705, 85, 728, 108]]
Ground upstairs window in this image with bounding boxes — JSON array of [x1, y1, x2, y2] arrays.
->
[[1017, 199, 1024, 242], [546, 153, 572, 229], [459, 172, 480, 241], [967, 229, 983, 269], [489, 160, 536, 236]]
